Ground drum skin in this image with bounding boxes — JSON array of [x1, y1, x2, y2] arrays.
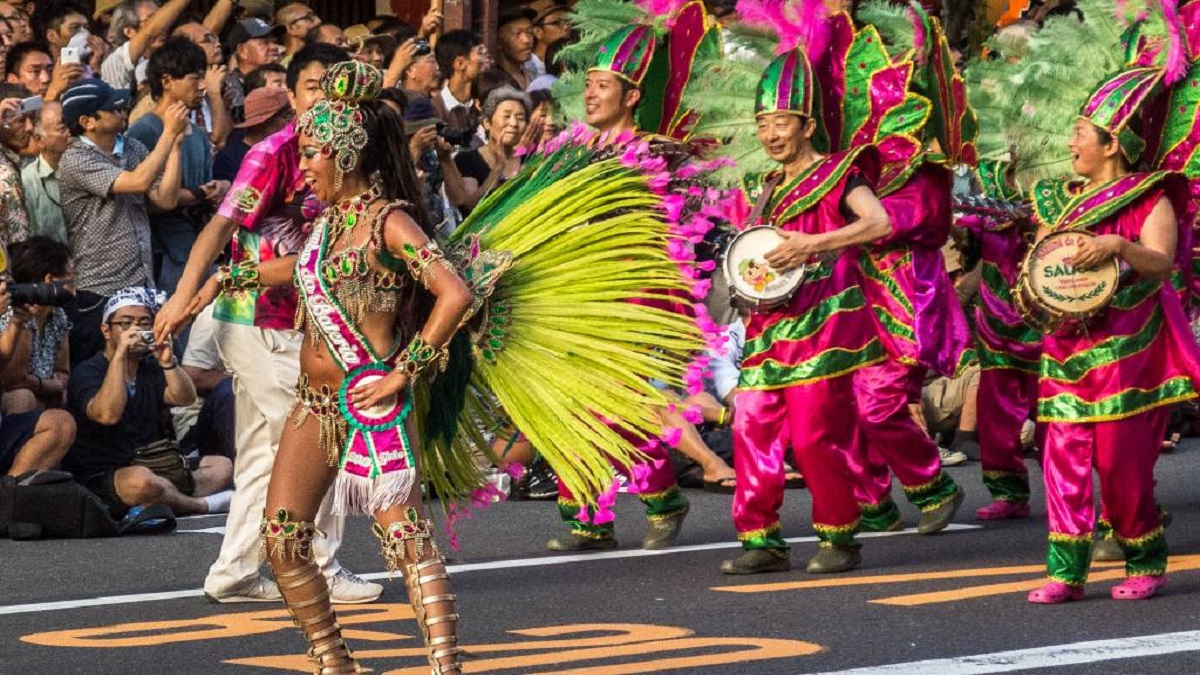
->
[[1017, 230, 1119, 331], [723, 226, 806, 311]]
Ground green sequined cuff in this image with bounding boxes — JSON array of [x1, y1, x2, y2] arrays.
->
[[982, 471, 1030, 504], [814, 520, 860, 548], [1116, 526, 1167, 577], [738, 522, 789, 551], [903, 471, 959, 512], [1046, 532, 1093, 586], [859, 498, 902, 532], [557, 498, 614, 538], [639, 486, 688, 519]]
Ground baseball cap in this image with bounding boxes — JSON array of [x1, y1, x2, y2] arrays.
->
[[61, 79, 131, 128], [226, 18, 285, 51], [235, 87, 290, 129]]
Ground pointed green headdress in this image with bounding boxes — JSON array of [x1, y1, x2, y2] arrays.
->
[[755, 48, 814, 118]]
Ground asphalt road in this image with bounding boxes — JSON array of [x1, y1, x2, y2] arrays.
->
[[2, 443, 1199, 675]]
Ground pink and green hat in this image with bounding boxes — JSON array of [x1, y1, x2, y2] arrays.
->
[[1080, 66, 1165, 162], [590, 24, 656, 87], [755, 49, 814, 118]]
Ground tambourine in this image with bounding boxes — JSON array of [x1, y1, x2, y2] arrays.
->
[[722, 226, 810, 311], [1015, 229, 1119, 333]]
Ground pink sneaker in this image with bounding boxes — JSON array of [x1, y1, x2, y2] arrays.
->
[[975, 500, 1030, 521], [1028, 581, 1085, 604], [1111, 575, 1166, 601]]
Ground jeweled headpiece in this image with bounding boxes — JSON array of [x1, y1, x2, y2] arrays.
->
[[297, 60, 384, 189], [590, 24, 656, 87], [1080, 66, 1164, 163], [755, 49, 814, 118]]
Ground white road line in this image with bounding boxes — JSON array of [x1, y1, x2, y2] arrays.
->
[[0, 525, 978, 616], [805, 630, 1200, 675]]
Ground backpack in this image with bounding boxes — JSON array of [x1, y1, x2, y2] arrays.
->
[[0, 471, 118, 540]]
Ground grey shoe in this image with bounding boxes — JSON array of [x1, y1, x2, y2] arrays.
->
[[547, 532, 618, 552], [720, 548, 791, 575], [205, 575, 282, 604], [329, 569, 384, 604], [642, 504, 689, 550], [805, 545, 862, 574], [1092, 537, 1125, 562], [917, 487, 964, 535]]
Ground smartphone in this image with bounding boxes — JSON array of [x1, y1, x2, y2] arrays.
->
[[139, 330, 156, 345], [60, 47, 81, 65], [18, 96, 41, 117]]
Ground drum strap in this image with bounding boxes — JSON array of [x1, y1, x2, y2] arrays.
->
[[747, 174, 783, 228]]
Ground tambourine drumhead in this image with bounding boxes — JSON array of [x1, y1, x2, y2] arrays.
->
[[723, 226, 806, 309], [1024, 230, 1119, 316]]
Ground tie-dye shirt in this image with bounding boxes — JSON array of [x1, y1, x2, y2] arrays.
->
[[214, 122, 322, 329]]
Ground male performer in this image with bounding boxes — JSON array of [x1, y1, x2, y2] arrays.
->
[[156, 44, 381, 604]]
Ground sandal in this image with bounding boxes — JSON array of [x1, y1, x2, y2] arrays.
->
[[1111, 575, 1166, 601], [703, 476, 737, 494], [117, 504, 177, 536], [1027, 581, 1085, 604]]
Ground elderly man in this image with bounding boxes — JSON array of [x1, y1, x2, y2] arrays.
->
[[0, 82, 32, 247], [21, 100, 70, 242], [275, 2, 318, 66], [223, 18, 282, 122], [495, 4, 535, 89]]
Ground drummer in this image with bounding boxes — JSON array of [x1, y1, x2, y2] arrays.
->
[[1024, 67, 1200, 604], [720, 49, 892, 576]]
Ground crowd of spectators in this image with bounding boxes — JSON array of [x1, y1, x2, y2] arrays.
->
[[0, 0, 584, 532]]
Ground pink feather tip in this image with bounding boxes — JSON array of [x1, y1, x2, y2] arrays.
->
[[1159, 0, 1186, 85], [738, 0, 830, 55]]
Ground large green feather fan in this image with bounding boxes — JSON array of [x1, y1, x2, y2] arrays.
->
[[965, 0, 1167, 189], [419, 132, 703, 512]]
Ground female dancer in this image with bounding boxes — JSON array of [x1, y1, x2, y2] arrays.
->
[[248, 61, 471, 672]]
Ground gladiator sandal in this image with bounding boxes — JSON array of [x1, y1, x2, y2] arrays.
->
[[262, 509, 363, 674], [375, 507, 462, 674]]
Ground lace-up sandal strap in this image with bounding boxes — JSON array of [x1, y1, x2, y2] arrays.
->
[[310, 636, 349, 660], [307, 619, 345, 643], [291, 591, 334, 612], [276, 565, 323, 591], [424, 613, 459, 628], [432, 648, 463, 664], [417, 570, 450, 585], [413, 557, 445, 572], [421, 594, 457, 608]]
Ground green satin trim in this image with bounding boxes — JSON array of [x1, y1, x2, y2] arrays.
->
[[638, 486, 687, 518], [558, 499, 613, 537], [739, 341, 886, 390], [1046, 533, 1092, 585], [859, 498, 901, 532], [977, 345, 1040, 373], [860, 248, 915, 314], [813, 520, 860, 547], [982, 471, 1030, 503], [1037, 375, 1198, 422], [1116, 528, 1168, 577], [769, 149, 867, 225], [872, 306, 917, 344], [1032, 173, 1173, 232], [902, 472, 959, 512], [743, 286, 867, 358], [980, 261, 1017, 304], [1109, 277, 1162, 311], [1040, 309, 1163, 384], [738, 523, 789, 551]]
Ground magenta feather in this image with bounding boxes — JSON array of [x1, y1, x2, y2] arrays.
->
[[737, 0, 830, 56], [637, 0, 688, 16], [906, 3, 929, 66], [1160, 0, 1187, 85]]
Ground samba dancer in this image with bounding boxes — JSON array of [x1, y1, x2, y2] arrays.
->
[[720, 48, 892, 575], [1024, 65, 1200, 604]]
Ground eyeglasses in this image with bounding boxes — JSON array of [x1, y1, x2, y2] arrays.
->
[[109, 318, 154, 329]]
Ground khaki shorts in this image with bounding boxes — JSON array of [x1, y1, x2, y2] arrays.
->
[[922, 364, 981, 434]]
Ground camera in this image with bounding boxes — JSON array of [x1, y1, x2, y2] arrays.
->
[[413, 39, 432, 56], [139, 330, 156, 345], [8, 281, 74, 307], [436, 122, 476, 148]]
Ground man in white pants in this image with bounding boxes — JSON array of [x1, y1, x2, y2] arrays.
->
[[157, 44, 380, 604]]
